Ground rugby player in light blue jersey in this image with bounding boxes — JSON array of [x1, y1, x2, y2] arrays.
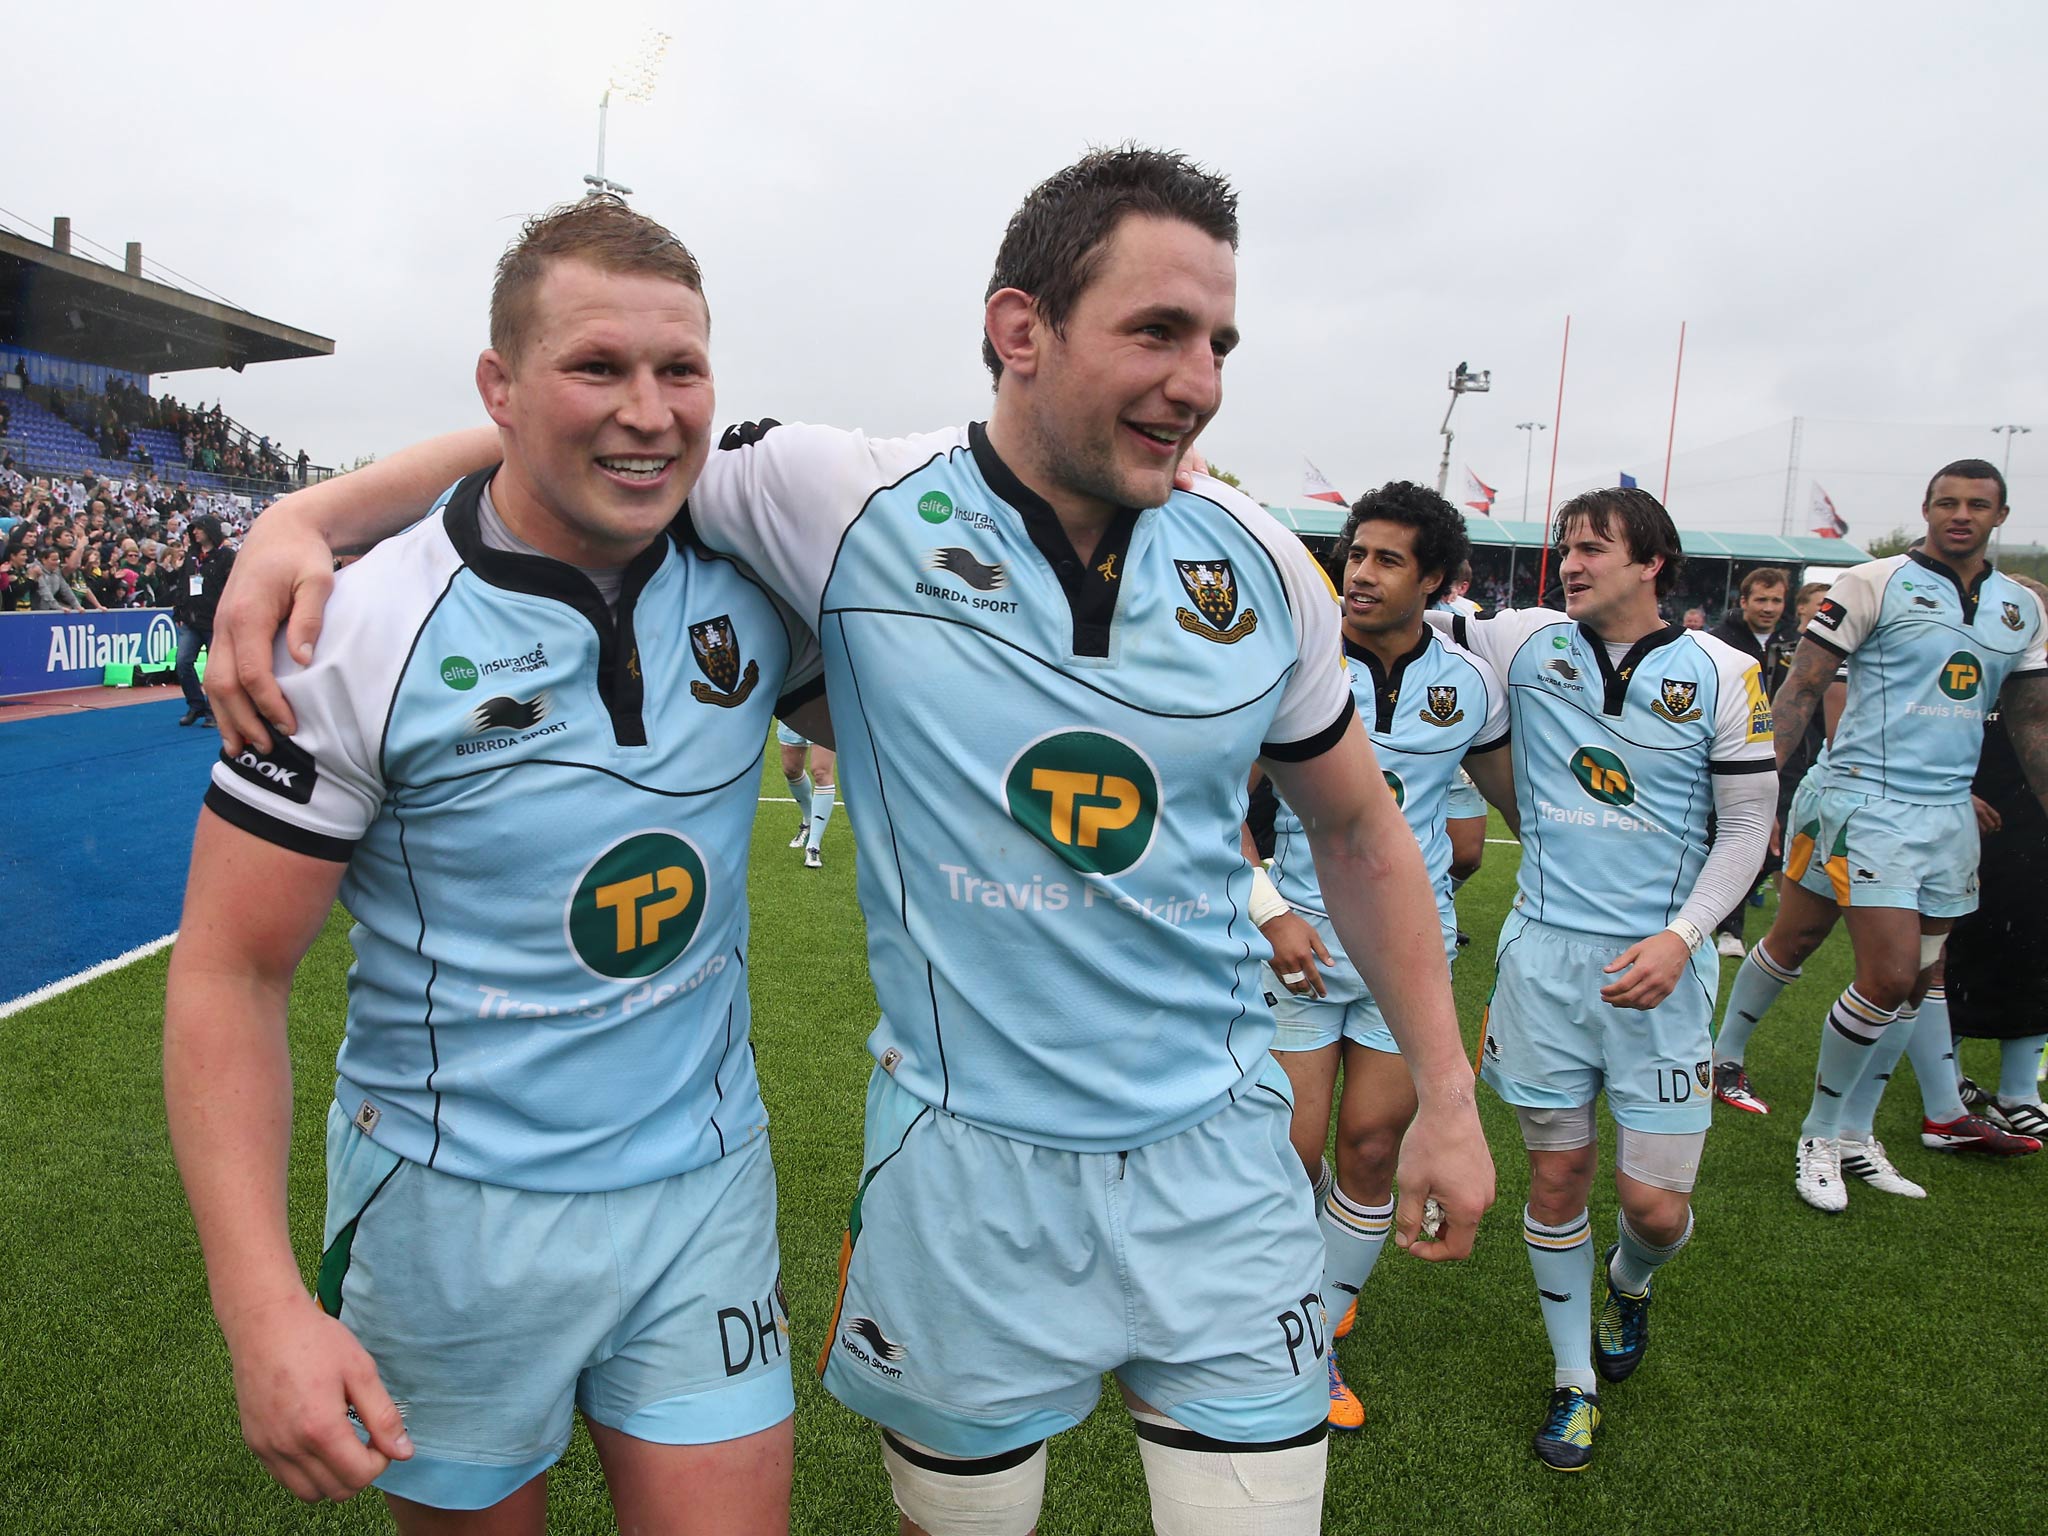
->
[[1246, 483, 1514, 1433], [166, 201, 820, 1533], [774, 718, 836, 868], [206, 149, 1497, 1536], [1438, 487, 1775, 1471], [1713, 460, 2048, 1214]]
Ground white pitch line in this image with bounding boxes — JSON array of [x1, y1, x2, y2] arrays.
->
[[0, 932, 178, 1020]]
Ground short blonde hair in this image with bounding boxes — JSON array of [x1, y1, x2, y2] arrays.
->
[[489, 195, 705, 364]]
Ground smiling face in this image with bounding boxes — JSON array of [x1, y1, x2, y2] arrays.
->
[[1557, 513, 1663, 633], [1009, 215, 1237, 519], [477, 258, 713, 568], [1920, 475, 2006, 564], [1342, 518, 1438, 643]]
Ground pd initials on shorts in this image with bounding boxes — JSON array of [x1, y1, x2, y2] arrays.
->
[[1783, 772, 1980, 917], [1480, 911, 1717, 1134], [819, 1061, 1329, 1460], [319, 1104, 793, 1511]]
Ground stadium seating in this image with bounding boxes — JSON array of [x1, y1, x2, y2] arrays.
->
[[2, 393, 230, 489]]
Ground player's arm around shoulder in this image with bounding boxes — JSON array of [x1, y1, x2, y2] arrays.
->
[[1995, 592, 2048, 810], [1453, 640, 1518, 834], [1262, 722, 1496, 1260]]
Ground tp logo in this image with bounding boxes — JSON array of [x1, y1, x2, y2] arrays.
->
[[1003, 730, 1161, 875], [1939, 651, 1982, 700], [1571, 745, 1635, 807], [567, 831, 709, 978]]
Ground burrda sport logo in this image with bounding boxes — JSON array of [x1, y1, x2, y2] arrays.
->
[[566, 831, 710, 979], [1004, 729, 1161, 875]]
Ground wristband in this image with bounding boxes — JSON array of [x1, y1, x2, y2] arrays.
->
[[1662, 918, 1705, 954], [1248, 865, 1289, 928]]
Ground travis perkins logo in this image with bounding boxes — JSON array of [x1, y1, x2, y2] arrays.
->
[[838, 1317, 906, 1377], [925, 547, 1007, 592], [1652, 678, 1703, 723], [1174, 558, 1259, 644], [1419, 685, 1465, 727], [688, 615, 760, 708]]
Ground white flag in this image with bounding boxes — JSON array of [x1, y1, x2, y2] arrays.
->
[[1809, 482, 1847, 538], [1302, 459, 1346, 506]]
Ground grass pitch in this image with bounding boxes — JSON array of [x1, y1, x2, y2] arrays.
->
[[3, 758, 2042, 1533]]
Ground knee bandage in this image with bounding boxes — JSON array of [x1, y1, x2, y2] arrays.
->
[[879, 1432, 1046, 1536], [1615, 1125, 1707, 1193], [1920, 933, 1946, 970], [1131, 1412, 1327, 1535], [1515, 1102, 1597, 1152]]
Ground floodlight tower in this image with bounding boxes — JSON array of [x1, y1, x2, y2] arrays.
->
[[584, 29, 672, 200], [1516, 421, 1548, 519], [1436, 361, 1491, 497]]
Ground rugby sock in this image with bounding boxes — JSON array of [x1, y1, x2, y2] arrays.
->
[[1319, 1186, 1393, 1322], [1524, 1207, 1596, 1393], [807, 785, 836, 849], [1714, 941, 1799, 1064], [1999, 1032, 2048, 1106], [1903, 987, 1965, 1122], [1449, 873, 1469, 895], [1839, 1008, 1914, 1143], [1801, 986, 1899, 1139], [784, 772, 812, 815], [1311, 1157, 1333, 1206], [1609, 1209, 1693, 1296]]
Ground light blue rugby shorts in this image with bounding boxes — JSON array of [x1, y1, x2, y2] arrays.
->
[[774, 718, 808, 749], [818, 1060, 1329, 1459], [1264, 907, 1458, 1055], [1478, 910, 1717, 1134], [319, 1103, 793, 1511], [1784, 774, 1979, 918], [1445, 768, 1487, 821]]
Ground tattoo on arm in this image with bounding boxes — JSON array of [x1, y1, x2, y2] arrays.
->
[[1999, 674, 2048, 806], [1771, 639, 1838, 769]]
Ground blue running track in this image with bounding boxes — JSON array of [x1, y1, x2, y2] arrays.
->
[[1, 700, 223, 1003]]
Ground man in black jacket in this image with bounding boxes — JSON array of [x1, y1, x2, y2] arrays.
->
[[1709, 568, 1792, 955], [171, 515, 234, 726]]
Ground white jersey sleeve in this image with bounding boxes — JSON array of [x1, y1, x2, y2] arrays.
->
[[1464, 644, 1511, 752], [1803, 560, 1887, 656], [1707, 637, 1777, 772], [690, 422, 973, 620], [206, 524, 451, 856], [2015, 586, 2048, 677], [1430, 605, 1567, 680], [1198, 479, 1350, 754]]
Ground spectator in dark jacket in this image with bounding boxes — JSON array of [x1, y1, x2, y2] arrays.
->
[[172, 515, 234, 726], [1708, 568, 1791, 954]]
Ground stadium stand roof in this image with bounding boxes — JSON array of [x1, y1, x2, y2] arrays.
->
[[1261, 503, 1869, 564], [0, 229, 332, 375]]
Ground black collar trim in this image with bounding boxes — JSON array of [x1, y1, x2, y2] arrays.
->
[[1344, 630, 1432, 734], [969, 421, 1138, 658], [442, 467, 682, 748], [1907, 546, 1990, 623], [1580, 621, 1686, 717]]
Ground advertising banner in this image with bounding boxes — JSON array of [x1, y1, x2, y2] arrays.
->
[[0, 609, 180, 696]]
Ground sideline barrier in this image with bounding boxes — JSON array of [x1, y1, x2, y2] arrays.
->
[[1, 609, 180, 696]]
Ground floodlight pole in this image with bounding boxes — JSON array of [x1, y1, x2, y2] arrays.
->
[[1517, 421, 1547, 520], [1991, 424, 2030, 560], [1435, 364, 1491, 497], [584, 88, 634, 199]]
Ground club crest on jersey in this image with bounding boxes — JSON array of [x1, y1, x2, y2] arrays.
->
[[688, 615, 760, 708], [1174, 558, 1258, 644], [2003, 600, 2025, 631], [1419, 684, 1465, 727], [1695, 1059, 1712, 1092], [1652, 678, 1703, 723]]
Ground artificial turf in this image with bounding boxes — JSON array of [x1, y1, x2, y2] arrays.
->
[[2, 759, 2041, 1533]]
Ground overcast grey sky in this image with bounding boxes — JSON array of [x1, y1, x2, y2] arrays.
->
[[12, 0, 2045, 543]]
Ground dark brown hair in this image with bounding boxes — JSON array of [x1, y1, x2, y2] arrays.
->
[[490, 195, 704, 364], [1551, 486, 1684, 599]]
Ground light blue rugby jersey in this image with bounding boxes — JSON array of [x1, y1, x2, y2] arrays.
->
[[206, 470, 819, 1192], [1443, 608, 1772, 941], [691, 422, 1354, 1153], [1803, 550, 2046, 804], [1270, 629, 1508, 929]]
